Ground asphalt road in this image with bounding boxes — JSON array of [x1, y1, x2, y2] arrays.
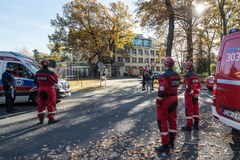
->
[[0, 78, 239, 160]]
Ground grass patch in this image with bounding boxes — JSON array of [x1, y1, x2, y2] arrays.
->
[[68, 79, 106, 92]]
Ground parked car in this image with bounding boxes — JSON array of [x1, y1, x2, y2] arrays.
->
[[205, 75, 214, 91], [152, 71, 161, 80]]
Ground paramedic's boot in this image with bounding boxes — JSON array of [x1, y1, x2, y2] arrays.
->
[[48, 118, 60, 124], [193, 118, 199, 130], [192, 125, 198, 130], [155, 145, 170, 154], [169, 133, 175, 149], [181, 126, 192, 132], [39, 120, 44, 124]]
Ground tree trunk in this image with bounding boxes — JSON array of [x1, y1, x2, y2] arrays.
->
[[88, 59, 94, 78], [186, 26, 193, 61], [208, 51, 211, 76], [186, 3, 193, 61], [218, 0, 227, 36], [165, 0, 175, 57]]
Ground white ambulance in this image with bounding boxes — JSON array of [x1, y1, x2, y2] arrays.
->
[[0, 51, 71, 105]]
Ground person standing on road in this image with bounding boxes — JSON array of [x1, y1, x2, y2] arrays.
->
[[181, 61, 202, 132], [1, 64, 16, 113], [145, 71, 151, 92], [35, 59, 59, 124], [142, 71, 146, 91], [155, 57, 180, 154], [148, 70, 154, 92]]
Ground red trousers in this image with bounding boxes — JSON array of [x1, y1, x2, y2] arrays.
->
[[37, 86, 56, 120], [184, 93, 199, 127], [156, 96, 178, 145]]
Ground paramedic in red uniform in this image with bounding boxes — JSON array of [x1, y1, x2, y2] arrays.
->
[[35, 59, 59, 124], [181, 61, 202, 131], [155, 57, 180, 154]]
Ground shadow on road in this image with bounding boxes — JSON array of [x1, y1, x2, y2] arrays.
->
[[0, 83, 160, 159], [0, 103, 35, 119], [178, 130, 199, 159], [231, 129, 240, 160], [1, 81, 233, 159]]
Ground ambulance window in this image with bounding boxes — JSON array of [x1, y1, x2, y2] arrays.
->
[[9, 63, 34, 79], [220, 38, 240, 78]]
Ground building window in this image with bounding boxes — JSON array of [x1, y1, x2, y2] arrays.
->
[[156, 67, 160, 71], [118, 57, 123, 62], [150, 58, 155, 63], [156, 51, 159, 56], [161, 66, 165, 72], [113, 55, 116, 61], [145, 58, 149, 63], [156, 58, 160, 63], [145, 49, 149, 55], [143, 39, 151, 47], [125, 66, 129, 72], [139, 58, 143, 63], [133, 49, 137, 54], [134, 38, 142, 46], [161, 59, 164, 63], [151, 67, 154, 71], [150, 50, 155, 55], [138, 49, 143, 55], [125, 57, 130, 63], [132, 57, 137, 63]]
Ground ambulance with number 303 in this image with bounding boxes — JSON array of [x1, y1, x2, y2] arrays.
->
[[212, 28, 240, 130]]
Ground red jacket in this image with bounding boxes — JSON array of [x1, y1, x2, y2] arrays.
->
[[157, 69, 180, 97], [35, 67, 58, 87]]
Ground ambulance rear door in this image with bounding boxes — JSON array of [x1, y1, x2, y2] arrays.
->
[[215, 32, 240, 122]]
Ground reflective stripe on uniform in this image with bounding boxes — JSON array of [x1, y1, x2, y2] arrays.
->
[[193, 115, 199, 118], [186, 116, 192, 119], [156, 96, 163, 100], [38, 111, 45, 115], [169, 129, 176, 133], [48, 111, 56, 114], [160, 132, 169, 136]]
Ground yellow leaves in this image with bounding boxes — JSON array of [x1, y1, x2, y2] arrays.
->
[[50, 0, 135, 61], [107, 51, 113, 58], [159, 47, 165, 58]]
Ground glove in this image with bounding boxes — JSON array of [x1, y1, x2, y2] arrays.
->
[[156, 96, 163, 101], [189, 90, 193, 95], [156, 96, 163, 107], [193, 94, 198, 99]]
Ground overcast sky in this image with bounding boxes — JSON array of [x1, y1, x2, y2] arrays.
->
[[0, 0, 140, 54]]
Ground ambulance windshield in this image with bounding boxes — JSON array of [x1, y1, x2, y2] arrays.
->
[[26, 61, 40, 73]]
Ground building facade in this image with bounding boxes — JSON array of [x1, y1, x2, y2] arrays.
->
[[62, 34, 165, 79], [109, 34, 164, 77]]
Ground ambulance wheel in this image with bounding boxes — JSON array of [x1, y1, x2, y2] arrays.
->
[[32, 92, 38, 106]]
